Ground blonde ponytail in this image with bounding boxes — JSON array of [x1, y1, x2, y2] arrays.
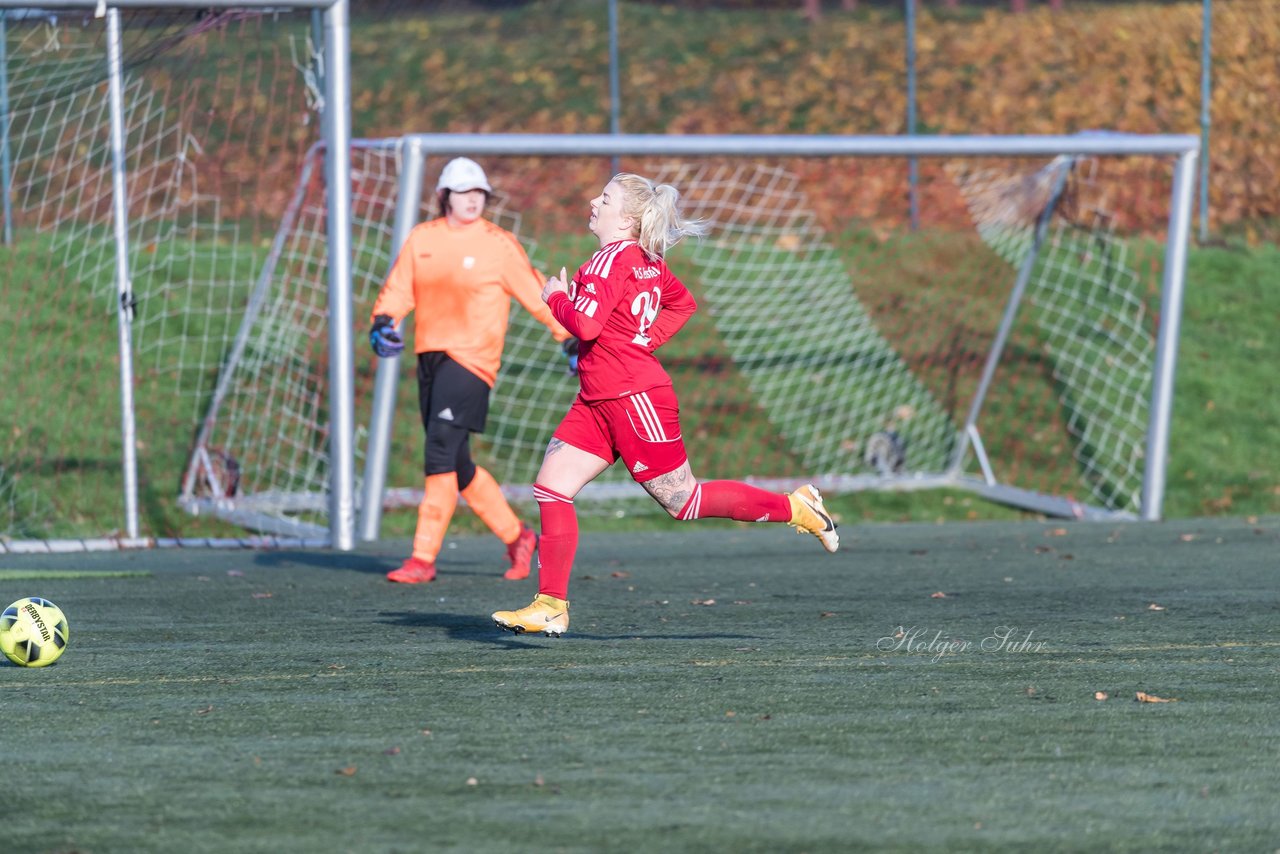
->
[[613, 173, 709, 260]]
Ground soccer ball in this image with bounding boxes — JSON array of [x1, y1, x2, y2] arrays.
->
[[1, 597, 69, 667]]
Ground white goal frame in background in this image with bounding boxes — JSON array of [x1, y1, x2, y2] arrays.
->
[[346, 133, 1195, 535]]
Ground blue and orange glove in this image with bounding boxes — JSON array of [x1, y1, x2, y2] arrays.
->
[[562, 338, 579, 375], [370, 314, 404, 358]]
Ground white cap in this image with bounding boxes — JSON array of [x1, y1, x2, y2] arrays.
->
[[436, 157, 492, 194]]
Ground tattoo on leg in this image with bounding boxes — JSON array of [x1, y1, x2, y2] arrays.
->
[[545, 438, 567, 457], [645, 470, 690, 513]]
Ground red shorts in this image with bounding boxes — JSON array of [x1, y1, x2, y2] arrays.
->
[[552, 386, 688, 483]]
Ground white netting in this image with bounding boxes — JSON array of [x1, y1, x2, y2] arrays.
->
[[0, 10, 314, 540], [952, 158, 1154, 509], [183, 149, 1166, 535], [0, 9, 1179, 542]]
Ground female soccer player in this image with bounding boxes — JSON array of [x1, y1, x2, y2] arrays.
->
[[492, 173, 838, 636], [369, 157, 571, 584]]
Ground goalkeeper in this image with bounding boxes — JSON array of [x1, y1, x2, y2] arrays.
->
[[369, 157, 572, 584], [492, 173, 838, 637]]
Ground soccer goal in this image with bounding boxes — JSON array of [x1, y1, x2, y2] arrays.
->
[[182, 132, 1196, 544]]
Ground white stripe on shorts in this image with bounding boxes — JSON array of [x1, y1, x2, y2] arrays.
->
[[629, 392, 667, 442]]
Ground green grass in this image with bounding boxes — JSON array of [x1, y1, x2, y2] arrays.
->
[[2, 518, 1278, 851], [1164, 242, 1280, 518]]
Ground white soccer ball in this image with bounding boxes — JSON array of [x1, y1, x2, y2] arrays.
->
[[1, 597, 69, 667]]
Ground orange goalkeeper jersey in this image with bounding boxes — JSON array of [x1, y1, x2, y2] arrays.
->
[[370, 217, 569, 387]]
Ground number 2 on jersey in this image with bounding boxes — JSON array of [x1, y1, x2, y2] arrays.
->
[[631, 286, 660, 346]]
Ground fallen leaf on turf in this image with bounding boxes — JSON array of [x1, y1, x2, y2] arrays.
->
[[1179, 533, 1196, 542], [227, 569, 244, 577], [194, 705, 214, 716], [384, 746, 401, 755], [691, 598, 716, 606], [1135, 692, 1178, 703], [1035, 545, 1053, 554], [336, 766, 357, 776], [251, 592, 273, 599], [1094, 691, 1109, 701], [733, 600, 751, 605], [610, 570, 630, 579], [1059, 553, 1074, 560], [819, 611, 837, 618], [420, 729, 433, 737], [1147, 603, 1166, 611], [725, 710, 736, 717], [534, 774, 545, 787], [930, 591, 948, 598], [466, 777, 478, 786], [1047, 528, 1068, 537]]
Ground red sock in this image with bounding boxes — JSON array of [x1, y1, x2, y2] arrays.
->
[[676, 480, 790, 523], [534, 484, 578, 600]]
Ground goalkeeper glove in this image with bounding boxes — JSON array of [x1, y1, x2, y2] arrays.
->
[[370, 314, 405, 358], [561, 338, 579, 375]]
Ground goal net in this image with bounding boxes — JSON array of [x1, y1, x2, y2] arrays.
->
[[181, 140, 1192, 540], [0, 7, 1194, 545]]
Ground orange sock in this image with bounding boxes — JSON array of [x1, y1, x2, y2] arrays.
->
[[460, 466, 522, 545], [412, 473, 459, 562]]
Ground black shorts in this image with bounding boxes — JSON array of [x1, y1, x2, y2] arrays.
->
[[417, 352, 490, 433]]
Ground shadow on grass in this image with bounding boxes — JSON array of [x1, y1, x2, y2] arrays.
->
[[381, 608, 555, 649], [381, 609, 763, 647], [248, 550, 514, 579]]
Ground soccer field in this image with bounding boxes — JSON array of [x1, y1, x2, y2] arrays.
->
[[3, 517, 1278, 852]]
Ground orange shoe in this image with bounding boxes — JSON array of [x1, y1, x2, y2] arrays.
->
[[503, 524, 538, 581], [386, 556, 437, 584]]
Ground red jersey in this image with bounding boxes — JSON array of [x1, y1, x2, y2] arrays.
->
[[546, 240, 697, 401]]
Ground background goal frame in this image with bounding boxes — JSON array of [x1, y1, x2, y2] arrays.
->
[[339, 132, 1196, 539]]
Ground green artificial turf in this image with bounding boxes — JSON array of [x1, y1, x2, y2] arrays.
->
[[2, 518, 1278, 852]]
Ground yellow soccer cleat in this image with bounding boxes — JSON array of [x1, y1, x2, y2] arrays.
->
[[787, 484, 839, 554], [492, 593, 569, 637]]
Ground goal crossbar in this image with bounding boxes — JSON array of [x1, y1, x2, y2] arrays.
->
[[399, 131, 1199, 159]]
